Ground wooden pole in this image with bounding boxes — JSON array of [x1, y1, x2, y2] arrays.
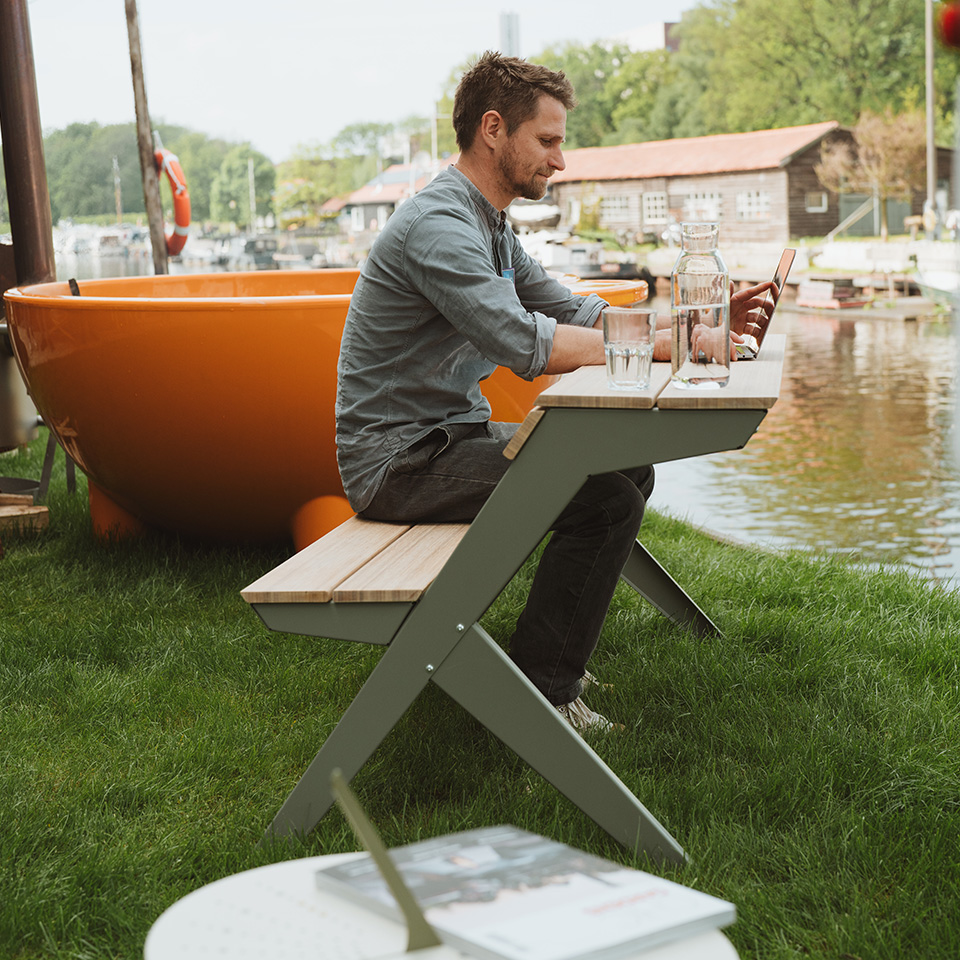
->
[[0, 0, 56, 287], [124, 0, 168, 274]]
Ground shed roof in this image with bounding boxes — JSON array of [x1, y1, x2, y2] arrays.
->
[[552, 121, 841, 183]]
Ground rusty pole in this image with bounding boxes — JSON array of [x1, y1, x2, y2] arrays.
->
[[125, 0, 168, 275], [0, 0, 56, 287]]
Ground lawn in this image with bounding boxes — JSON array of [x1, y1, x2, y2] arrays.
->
[[1, 431, 958, 959]]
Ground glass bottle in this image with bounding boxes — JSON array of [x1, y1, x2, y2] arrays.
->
[[670, 222, 730, 389]]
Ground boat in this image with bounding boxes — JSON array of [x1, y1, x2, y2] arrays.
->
[[913, 242, 959, 306], [213, 235, 280, 270], [518, 230, 651, 283]]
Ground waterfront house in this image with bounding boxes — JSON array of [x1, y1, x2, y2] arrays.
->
[[342, 158, 455, 245], [547, 122, 953, 244]]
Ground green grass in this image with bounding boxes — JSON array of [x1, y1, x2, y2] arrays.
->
[[2, 431, 959, 959]]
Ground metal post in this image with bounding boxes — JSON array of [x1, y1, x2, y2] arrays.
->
[[925, 0, 938, 238], [248, 156, 256, 232], [0, 0, 56, 287], [125, 0, 168, 275]]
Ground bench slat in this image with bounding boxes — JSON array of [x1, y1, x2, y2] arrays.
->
[[333, 523, 470, 602], [502, 407, 545, 460], [240, 517, 410, 604]]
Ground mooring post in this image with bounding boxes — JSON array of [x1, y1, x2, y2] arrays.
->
[[125, 0, 169, 276]]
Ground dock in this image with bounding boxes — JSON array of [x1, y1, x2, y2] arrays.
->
[[644, 239, 952, 319], [779, 295, 943, 321]]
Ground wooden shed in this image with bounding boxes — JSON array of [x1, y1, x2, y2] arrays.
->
[[547, 122, 952, 244]]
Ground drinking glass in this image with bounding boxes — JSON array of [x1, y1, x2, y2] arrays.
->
[[602, 305, 657, 390]]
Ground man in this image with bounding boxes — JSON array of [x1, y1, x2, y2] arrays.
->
[[336, 52, 771, 734]]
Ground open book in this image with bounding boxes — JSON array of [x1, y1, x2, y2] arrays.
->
[[315, 823, 735, 960]]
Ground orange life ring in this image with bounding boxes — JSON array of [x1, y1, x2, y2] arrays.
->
[[154, 147, 191, 257]]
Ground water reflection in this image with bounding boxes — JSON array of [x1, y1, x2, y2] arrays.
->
[[50, 256, 960, 583], [651, 295, 959, 584], [55, 248, 230, 281]]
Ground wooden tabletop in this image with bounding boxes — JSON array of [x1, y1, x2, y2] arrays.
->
[[534, 335, 785, 411]]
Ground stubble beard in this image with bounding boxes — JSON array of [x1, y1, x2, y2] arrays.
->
[[498, 147, 550, 202]]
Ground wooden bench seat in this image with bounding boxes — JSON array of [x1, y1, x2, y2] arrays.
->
[[241, 516, 470, 605]]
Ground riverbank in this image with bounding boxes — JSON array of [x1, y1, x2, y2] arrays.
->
[[1, 430, 958, 960]]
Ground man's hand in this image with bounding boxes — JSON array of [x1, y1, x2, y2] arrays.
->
[[730, 280, 777, 341], [690, 323, 733, 364]]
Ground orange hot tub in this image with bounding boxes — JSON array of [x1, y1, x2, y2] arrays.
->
[[4, 269, 646, 548]]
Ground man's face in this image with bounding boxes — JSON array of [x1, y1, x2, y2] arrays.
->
[[496, 95, 567, 202]]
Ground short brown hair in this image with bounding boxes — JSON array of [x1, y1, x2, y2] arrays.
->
[[452, 51, 577, 151]]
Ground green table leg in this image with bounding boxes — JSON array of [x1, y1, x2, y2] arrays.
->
[[433, 624, 686, 865]]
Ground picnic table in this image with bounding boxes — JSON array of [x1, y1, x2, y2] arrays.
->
[[242, 336, 786, 866]]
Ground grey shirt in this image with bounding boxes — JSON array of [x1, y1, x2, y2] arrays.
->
[[335, 165, 605, 511]]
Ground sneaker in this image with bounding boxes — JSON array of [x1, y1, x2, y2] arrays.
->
[[581, 669, 613, 691], [556, 697, 620, 734]]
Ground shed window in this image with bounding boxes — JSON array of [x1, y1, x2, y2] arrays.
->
[[805, 191, 828, 213], [600, 195, 631, 224], [736, 190, 771, 221], [642, 192, 668, 224], [682, 192, 723, 221]]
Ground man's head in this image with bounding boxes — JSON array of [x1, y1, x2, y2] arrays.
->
[[452, 51, 576, 153]]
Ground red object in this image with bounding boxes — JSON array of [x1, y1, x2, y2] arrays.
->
[[939, 3, 960, 47], [154, 147, 191, 256]]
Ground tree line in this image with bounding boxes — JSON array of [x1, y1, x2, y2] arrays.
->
[[1, 0, 956, 231]]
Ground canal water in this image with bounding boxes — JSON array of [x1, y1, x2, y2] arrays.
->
[[51, 253, 960, 586], [648, 294, 959, 586]]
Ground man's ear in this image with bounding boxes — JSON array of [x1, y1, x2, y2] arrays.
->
[[477, 110, 505, 149]]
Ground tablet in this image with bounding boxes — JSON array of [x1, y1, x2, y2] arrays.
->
[[735, 248, 795, 359]]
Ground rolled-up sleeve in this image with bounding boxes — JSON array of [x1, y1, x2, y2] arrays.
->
[[403, 206, 559, 380]]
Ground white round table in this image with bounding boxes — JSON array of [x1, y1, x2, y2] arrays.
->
[[144, 854, 739, 960]]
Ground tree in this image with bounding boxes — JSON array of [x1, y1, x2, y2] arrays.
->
[[702, 0, 959, 135], [537, 41, 634, 149], [209, 146, 276, 230], [432, 62, 463, 159], [275, 143, 368, 229], [44, 122, 133, 221], [605, 49, 679, 144], [815, 107, 926, 239], [663, 2, 739, 138]]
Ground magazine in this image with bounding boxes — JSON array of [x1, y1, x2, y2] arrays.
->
[[315, 825, 735, 960]]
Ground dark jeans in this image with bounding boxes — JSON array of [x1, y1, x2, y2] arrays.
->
[[360, 421, 654, 706]]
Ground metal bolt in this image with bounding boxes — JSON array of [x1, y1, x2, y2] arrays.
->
[[456, 623, 465, 631], [425, 664, 435, 673]]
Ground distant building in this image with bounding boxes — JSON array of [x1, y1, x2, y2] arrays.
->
[[500, 12, 520, 56], [341, 158, 456, 242], [611, 22, 679, 52], [547, 122, 953, 244]]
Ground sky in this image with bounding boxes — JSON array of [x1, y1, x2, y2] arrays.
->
[[18, 0, 700, 163]]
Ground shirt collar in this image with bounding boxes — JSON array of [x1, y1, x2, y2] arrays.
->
[[448, 165, 506, 232]]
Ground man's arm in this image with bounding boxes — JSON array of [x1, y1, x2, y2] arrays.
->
[[544, 323, 605, 374], [546, 310, 676, 373]]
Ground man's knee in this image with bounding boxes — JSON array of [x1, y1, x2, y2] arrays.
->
[[630, 464, 655, 502], [573, 470, 647, 531]]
